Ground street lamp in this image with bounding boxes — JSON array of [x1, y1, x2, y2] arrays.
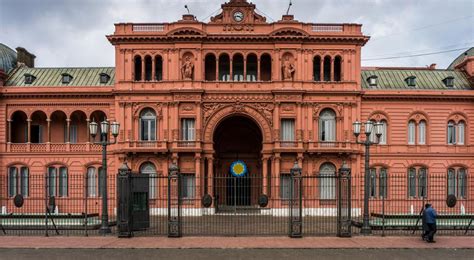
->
[[89, 119, 120, 235], [353, 120, 382, 235]]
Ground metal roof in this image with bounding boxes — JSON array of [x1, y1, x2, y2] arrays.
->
[[448, 47, 474, 70], [0, 43, 17, 73], [361, 69, 472, 90], [6, 67, 115, 87]]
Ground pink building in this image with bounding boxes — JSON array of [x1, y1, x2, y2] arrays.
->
[[0, 1, 472, 234]]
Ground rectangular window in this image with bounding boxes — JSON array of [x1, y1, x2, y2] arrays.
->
[[141, 118, 156, 141], [47, 167, 57, 197], [379, 121, 387, 144], [320, 173, 336, 200], [418, 168, 427, 198], [181, 119, 195, 141], [280, 174, 291, 200], [180, 174, 195, 199], [87, 167, 97, 197], [458, 168, 467, 198], [281, 119, 295, 142], [418, 121, 426, 145], [447, 123, 456, 144], [379, 168, 388, 198], [408, 121, 415, 145], [448, 168, 456, 196], [59, 167, 68, 197], [20, 167, 29, 197], [458, 123, 465, 145], [408, 168, 416, 197], [8, 167, 18, 197]]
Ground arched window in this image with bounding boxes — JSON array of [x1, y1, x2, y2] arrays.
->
[[319, 163, 336, 199], [418, 120, 426, 145], [334, 56, 342, 81], [47, 166, 68, 197], [408, 120, 416, 145], [448, 167, 468, 198], [232, 53, 244, 81], [319, 109, 336, 142], [323, 56, 331, 82], [140, 162, 157, 199], [447, 121, 456, 144], [205, 54, 216, 81], [155, 55, 163, 81], [134, 56, 142, 81], [87, 166, 102, 198], [313, 56, 321, 81], [246, 54, 258, 81], [144, 55, 152, 81], [8, 166, 29, 197], [260, 54, 272, 81], [408, 167, 427, 198], [218, 54, 230, 81], [140, 109, 156, 141]]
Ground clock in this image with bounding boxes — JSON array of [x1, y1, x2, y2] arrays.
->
[[233, 11, 244, 22]]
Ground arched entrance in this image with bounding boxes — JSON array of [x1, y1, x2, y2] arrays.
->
[[213, 115, 263, 210]]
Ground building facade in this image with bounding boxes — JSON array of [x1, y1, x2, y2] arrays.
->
[[0, 0, 473, 218]]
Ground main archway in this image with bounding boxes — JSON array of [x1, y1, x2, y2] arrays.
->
[[213, 115, 263, 209]]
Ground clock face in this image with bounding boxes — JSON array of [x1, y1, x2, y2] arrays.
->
[[233, 11, 244, 22]]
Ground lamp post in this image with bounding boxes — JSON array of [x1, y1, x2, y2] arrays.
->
[[89, 119, 120, 235], [353, 120, 383, 235]]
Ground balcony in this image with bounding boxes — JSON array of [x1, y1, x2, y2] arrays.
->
[[119, 141, 168, 153], [6, 143, 101, 153], [307, 141, 355, 153]]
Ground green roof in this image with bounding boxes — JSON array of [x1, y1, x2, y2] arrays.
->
[[448, 47, 474, 69], [6, 67, 115, 87], [361, 69, 472, 90]]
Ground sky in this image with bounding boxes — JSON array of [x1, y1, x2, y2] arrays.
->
[[0, 0, 473, 69]]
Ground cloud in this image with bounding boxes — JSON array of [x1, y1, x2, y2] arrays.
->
[[0, 0, 472, 68]]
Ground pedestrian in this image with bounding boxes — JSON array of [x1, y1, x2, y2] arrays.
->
[[421, 206, 428, 241], [422, 203, 437, 243]]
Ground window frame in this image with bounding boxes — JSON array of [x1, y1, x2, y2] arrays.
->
[[47, 165, 68, 197], [180, 118, 196, 141], [8, 166, 29, 197], [280, 118, 296, 142], [318, 109, 336, 142]]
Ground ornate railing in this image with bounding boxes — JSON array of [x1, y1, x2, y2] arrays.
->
[[311, 25, 343, 32], [132, 24, 165, 32]]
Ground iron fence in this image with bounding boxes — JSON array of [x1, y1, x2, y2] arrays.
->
[[1, 171, 472, 237]]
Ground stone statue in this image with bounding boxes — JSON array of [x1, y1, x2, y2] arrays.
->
[[282, 58, 295, 80], [181, 56, 194, 80]]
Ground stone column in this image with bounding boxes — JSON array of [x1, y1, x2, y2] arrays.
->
[[330, 57, 334, 82], [152, 57, 156, 81], [207, 156, 214, 197], [320, 58, 324, 81], [195, 154, 202, 199], [86, 119, 90, 143], [46, 119, 51, 143], [262, 156, 269, 195], [141, 58, 145, 81], [66, 118, 71, 143], [196, 102, 202, 141], [243, 58, 247, 81], [271, 154, 281, 201], [230, 58, 233, 81], [7, 119, 12, 143], [215, 59, 219, 81], [257, 57, 260, 81], [26, 119, 31, 143]]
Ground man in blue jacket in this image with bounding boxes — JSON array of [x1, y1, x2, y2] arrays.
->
[[422, 203, 437, 243]]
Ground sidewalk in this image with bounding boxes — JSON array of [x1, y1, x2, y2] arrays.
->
[[0, 236, 473, 249]]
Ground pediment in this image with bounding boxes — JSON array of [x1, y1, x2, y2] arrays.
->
[[271, 28, 309, 37], [167, 27, 206, 37]]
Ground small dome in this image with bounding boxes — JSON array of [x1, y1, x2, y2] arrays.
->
[[0, 43, 17, 73]]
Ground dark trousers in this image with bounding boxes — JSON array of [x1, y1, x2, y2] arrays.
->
[[426, 223, 437, 241]]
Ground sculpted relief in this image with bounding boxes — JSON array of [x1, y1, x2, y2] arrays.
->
[[181, 53, 194, 80], [282, 53, 296, 81]]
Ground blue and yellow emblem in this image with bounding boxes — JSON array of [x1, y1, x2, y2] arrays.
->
[[230, 160, 248, 177]]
